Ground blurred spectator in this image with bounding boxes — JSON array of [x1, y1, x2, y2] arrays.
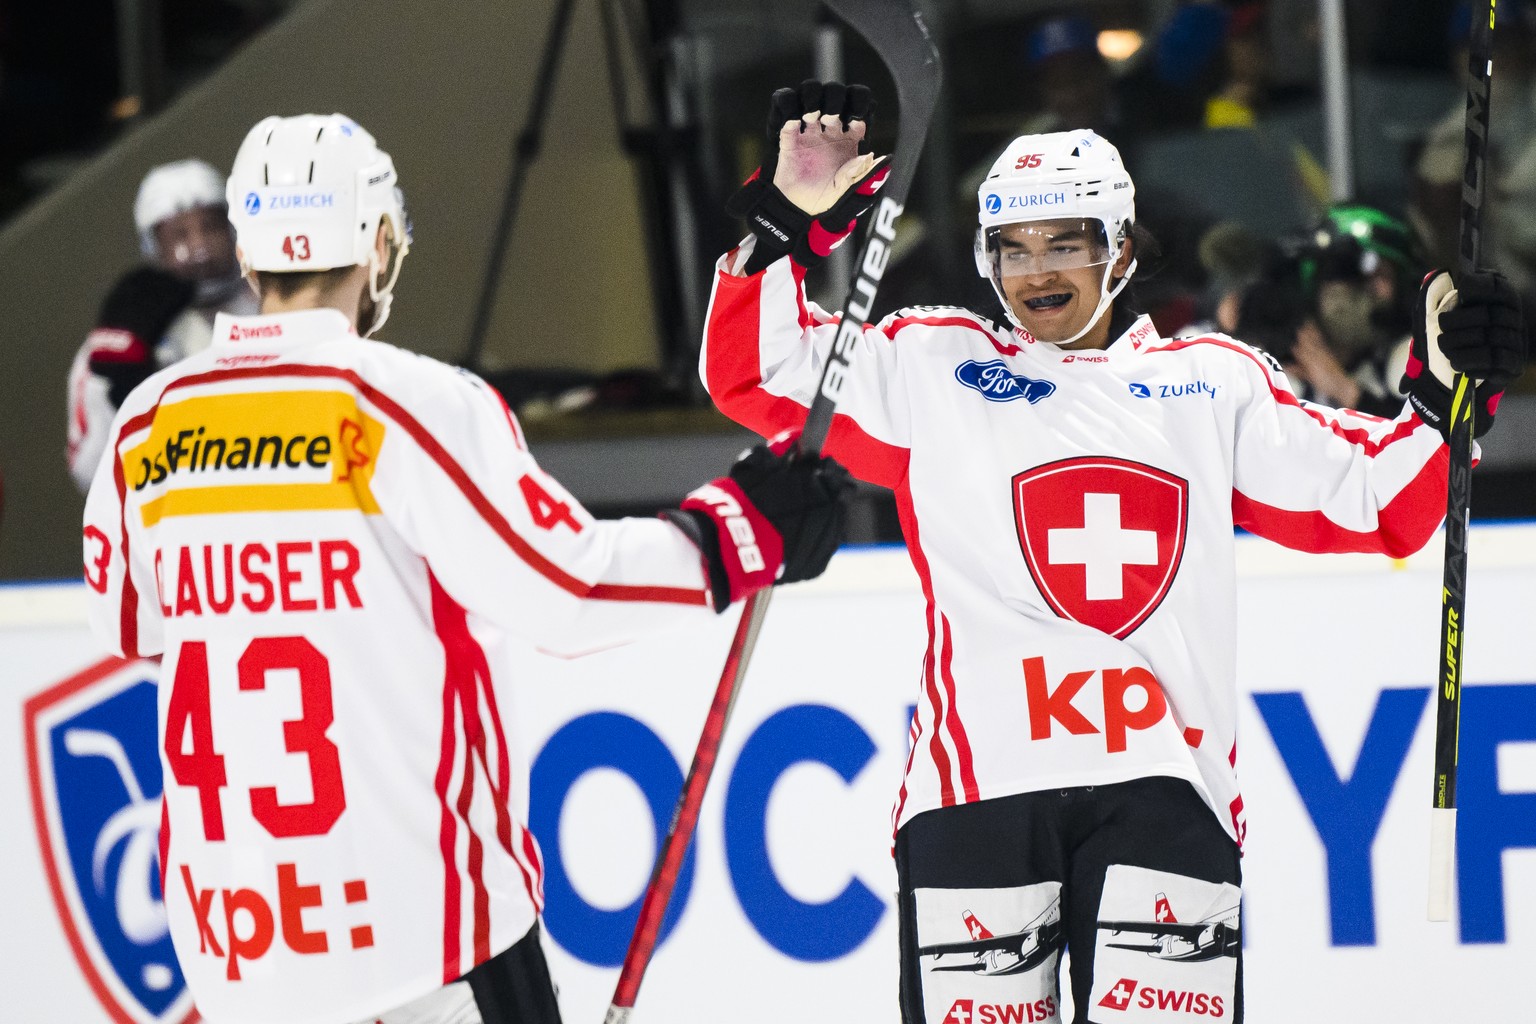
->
[[960, 12, 1139, 207], [1202, 2, 1270, 128], [65, 159, 258, 491], [1018, 13, 1119, 139], [1238, 205, 1419, 417], [1411, 0, 1536, 280], [1185, 219, 1271, 334]]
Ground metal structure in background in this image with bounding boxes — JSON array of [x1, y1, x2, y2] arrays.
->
[[1317, 0, 1354, 202], [113, 0, 167, 119], [461, 0, 709, 384], [813, 9, 854, 300]]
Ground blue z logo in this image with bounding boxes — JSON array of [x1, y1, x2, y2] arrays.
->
[[955, 360, 1056, 404]]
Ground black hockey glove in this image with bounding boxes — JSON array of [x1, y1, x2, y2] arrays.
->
[[1402, 269, 1526, 440], [662, 433, 853, 612], [727, 79, 892, 276], [86, 267, 195, 407]]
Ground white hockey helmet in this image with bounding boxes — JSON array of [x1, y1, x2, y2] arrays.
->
[[227, 113, 411, 334], [974, 130, 1137, 342], [134, 159, 228, 258]]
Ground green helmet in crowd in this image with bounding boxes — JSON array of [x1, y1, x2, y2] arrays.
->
[[1299, 205, 1420, 292]]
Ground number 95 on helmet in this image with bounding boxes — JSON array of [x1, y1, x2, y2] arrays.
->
[[226, 113, 411, 334]]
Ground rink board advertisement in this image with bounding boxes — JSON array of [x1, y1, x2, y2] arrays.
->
[[4, 528, 1535, 1024]]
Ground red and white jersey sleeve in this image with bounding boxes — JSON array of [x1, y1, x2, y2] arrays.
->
[[702, 241, 913, 488], [700, 251, 1451, 849], [69, 301, 246, 492], [1214, 336, 1453, 555], [82, 308, 713, 1024], [68, 342, 119, 493]]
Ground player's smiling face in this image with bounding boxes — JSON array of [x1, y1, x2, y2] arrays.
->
[[995, 218, 1131, 349]]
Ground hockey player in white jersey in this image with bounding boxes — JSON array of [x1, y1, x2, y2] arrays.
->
[[81, 113, 851, 1024], [67, 158, 260, 492], [703, 83, 1524, 1023]]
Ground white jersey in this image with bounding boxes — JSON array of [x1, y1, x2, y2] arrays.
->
[[83, 309, 716, 1024], [701, 248, 1453, 845], [67, 286, 260, 492]]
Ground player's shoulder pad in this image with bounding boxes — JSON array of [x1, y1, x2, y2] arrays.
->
[[874, 304, 1007, 342], [1149, 330, 1285, 379]]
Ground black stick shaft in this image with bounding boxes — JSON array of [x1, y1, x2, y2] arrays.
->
[[1429, 0, 1494, 922], [1435, 0, 1494, 815]]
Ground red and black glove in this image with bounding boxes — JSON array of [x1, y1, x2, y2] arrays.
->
[[1402, 269, 1526, 440], [662, 433, 854, 612], [86, 266, 194, 407], [726, 79, 891, 276]]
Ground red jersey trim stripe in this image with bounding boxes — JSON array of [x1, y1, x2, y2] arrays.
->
[[897, 484, 962, 808], [1231, 446, 1450, 558], [430, 572, 497, 972], [880, 313, 1012, 356], [937, 613, 981, 803], [109, 365, 704, 607], [460, 586, 544, 914], [111, 424, 141, 659], [431, 614, 464, 984]]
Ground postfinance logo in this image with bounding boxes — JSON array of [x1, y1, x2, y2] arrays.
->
[[123, 390, 385, 526]]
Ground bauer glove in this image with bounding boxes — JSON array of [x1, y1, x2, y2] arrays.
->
[[86, 266, 194, 407], [727, 79, 891, 276], [1402, 269, 1526, 441], [662, 432, 853, 612]]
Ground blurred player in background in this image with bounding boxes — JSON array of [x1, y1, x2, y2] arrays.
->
[[66, 158, 259, 492], [82, 112, 851, 1024], [704, 82, 1524, 1022]]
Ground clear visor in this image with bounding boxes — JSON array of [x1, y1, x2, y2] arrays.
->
[[983, 218, 1112, 281]]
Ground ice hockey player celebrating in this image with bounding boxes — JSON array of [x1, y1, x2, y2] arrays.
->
[[702, 82, 1524, 1023], [82, 113, 851, 1024], [67, 158, 260, 491]]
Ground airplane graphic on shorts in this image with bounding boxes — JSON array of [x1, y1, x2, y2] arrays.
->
[[1097, 892, 1240, 961], [918, 896, 1063, 976]]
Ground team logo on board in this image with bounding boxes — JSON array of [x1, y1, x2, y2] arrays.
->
[[25, 658, 194, 1024], [1013, 457, 1188, 639], [955, 360, 1056, 404]]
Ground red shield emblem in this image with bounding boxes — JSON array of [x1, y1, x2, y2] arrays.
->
[[1013, 457, 1188, 639]]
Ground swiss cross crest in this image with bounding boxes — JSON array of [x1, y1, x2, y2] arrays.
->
[[25, 657, 195, 1024], [1013, 457, 1189, 639]]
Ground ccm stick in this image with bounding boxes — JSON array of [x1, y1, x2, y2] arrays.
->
[[602, 3, 942, 1019], [1428, 0, 1496, 923]]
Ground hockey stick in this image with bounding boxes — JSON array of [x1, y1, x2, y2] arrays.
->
[[1428, 0, 1496, 924], [602, 4, 941, 1020]]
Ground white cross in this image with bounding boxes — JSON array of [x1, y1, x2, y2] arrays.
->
[[946, 1002, 972, 1024], [1047, 493, 1158, 600]]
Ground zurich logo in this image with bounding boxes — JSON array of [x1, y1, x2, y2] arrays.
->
[[244, 191, 261, 215], [1128, 382, 1152, 398], [956, 359, 1056, 404], [26, 659, 194, 1024], [984, 193, 1002, 215]]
